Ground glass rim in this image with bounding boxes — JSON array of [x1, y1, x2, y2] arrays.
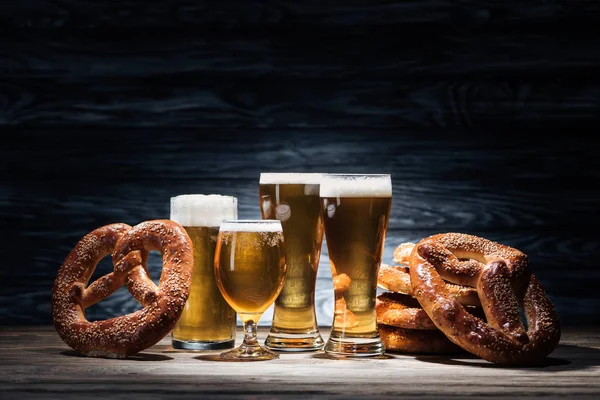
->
[[322, 173, 391, 178], [319, 174, 392, 198], [259, 172, 325, 184], [219, 219, 283, 232], [221, 219, 281, 224], [170, 193, 238, 203]]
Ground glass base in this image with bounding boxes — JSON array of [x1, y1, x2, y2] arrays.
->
[[265, 331, 325, 352], [220, 344, 280, 361], [172, 338, 235, 351], [324, 336, 385, 358]]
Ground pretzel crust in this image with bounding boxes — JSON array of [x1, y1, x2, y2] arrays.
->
[[378, 263, 480, 306], [378, 324, 462, 354], [376, 292, 437, 330], [51, 220, 193, 358], [409, 232, 561, 365]]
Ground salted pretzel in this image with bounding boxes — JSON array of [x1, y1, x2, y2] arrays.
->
[[378, 264, 480, 306], [376, 292, 436, 330], [51, 220, 193, 358], [378, 324, 462, 354], [376, 291, 486, 328], [376, 292, 460, 353], [409, 232, 561, 365]]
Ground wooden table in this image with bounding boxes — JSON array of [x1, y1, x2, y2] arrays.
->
[[1, 326, 599, 399]]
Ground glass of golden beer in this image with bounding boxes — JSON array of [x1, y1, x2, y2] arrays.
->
[[214, 220, 287, 361], [259, 173, 325, 351], [320, 174, 392, 358], [170, 194, 238, 350]]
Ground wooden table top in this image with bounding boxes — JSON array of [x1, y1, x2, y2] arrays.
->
[[1, 326, 599, 399]]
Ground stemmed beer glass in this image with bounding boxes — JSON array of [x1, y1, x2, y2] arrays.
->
[[214, 219, 287, 361]]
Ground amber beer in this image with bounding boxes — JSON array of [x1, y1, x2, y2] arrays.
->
[[321, 174, 392, 357], [259, 173, 325, 351], [215, 221, 286, 319], [170, 195, 237, 350]]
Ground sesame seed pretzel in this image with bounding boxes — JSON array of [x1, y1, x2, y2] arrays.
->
[[378, 263, 481, 306], [51, 220, 193, 358], [376, 292, 437, 330], [409, 233, 561, 365]]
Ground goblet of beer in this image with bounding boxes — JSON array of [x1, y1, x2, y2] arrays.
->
[[259, 173, 325, 351], [320, 174, 392, 358], [170, 194, 238, 350], [214, 220, 287, 361]]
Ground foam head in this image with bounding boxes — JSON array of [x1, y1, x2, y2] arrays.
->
[[319, 174, 392, 198], [219, 220, 283, 233], [260, 172, 323, 196], [170, 194, 238, 227], [259, 173, 324, 185]]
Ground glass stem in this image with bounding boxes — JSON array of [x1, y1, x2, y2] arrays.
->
[[242, 319, 259, 348]]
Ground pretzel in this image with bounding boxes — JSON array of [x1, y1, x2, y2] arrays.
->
[[409, 232, 561, 365], [332, 273, 357, 328], [378, 324, 462, 354], [376, 291, 486, 329], [378, 263, 480, 306], [51, 220, 193, 358], [376, 292, 436, 330]]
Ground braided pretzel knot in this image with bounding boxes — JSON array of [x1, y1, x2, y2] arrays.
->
[[409, 233, 561, 365], [51, 220, 193, 358]]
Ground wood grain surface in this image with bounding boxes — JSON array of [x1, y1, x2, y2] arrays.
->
[[1, 326, 599, 399], [1, 1, 599, 327]]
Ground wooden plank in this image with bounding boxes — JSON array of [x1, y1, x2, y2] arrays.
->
[[2, 28, 600, 129], [2, 76, 598, 129], [3, 31, 600, 80], [1, 0, 598, 30], [0, 326, 598, 399]]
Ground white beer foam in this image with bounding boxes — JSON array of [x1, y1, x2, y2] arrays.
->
[[319, 174, 392, 198], [170, 194, 238, 227], [259, 173, 324, 185], [219, 220, 283, 232], [260, 172, 322, 196]]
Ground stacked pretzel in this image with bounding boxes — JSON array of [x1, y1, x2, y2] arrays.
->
[[376, 243, 477, 354], [377, 233, 561, 365]]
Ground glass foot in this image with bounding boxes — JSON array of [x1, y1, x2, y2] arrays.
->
[[220, 344, 280, 361], [265, 332, 324, 352], [324, 336, 385, 358], [172, 338, 235, 351]]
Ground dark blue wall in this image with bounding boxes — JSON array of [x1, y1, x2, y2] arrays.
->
[[1, 1, 599, 326]]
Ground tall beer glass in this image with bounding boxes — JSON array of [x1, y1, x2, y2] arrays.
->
[[170, 194, 238, 350], [259, 173, 325, 351], [214, 220, 286, 361], [320, 174, 392, 357]]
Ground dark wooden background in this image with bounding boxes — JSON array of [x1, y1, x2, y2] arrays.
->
[[1, 1, 599, 327]]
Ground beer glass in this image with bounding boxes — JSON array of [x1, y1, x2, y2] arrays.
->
[[320, 174, 392, 358], [214, 220, 287, 361], [170, 194, 238, 350], [259, 173, 325, 351]]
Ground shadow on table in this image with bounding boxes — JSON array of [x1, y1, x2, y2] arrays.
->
[[194, 354, 254, 362], [413, 344, 600, 371], [58, 350, 173, 361], [310, 353, 396, 361]]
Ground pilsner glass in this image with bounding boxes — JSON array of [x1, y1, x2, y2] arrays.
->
[[259, 173, 325, 351], [214, 220, 287, 361], [320, 174, 392, 358], [170, 194, 238, 350]]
